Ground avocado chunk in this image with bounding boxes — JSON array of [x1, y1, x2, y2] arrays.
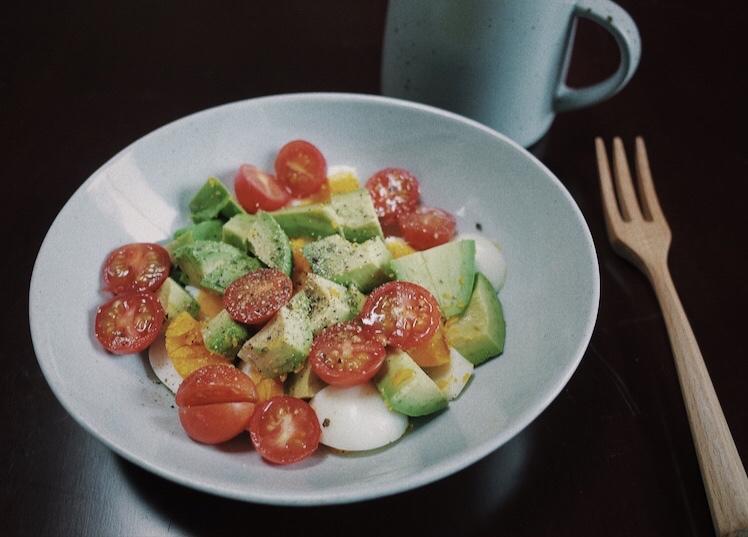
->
[[269, 203, 341, 239], [329, 189, 383, 243], [346, 284, 367, 315], [237, 291, 313, 378], [445, 273, 505, 365], [201, 309, 250, 358], [393, 240, 476, 318], [301, 274, 356, 335], [173, 240, 261, 294], [167, 219, 224, 258], [389, 250, 441, 304], [222, 212, 292, 276], [220, 198, 246, 219], [286, 360, 326, 399], [303, 235, 391, 292], [188, 177, 232, 222], [157, 277, 200, 319], [375, 350, 448, 417]]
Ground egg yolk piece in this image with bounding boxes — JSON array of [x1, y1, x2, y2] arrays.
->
[[195, 289, 224, 320], [165, 312, 230, 378]]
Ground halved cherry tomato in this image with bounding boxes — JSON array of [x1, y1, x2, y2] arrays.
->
[[398, 207, 457, 250], [95, 292, 165, 354], [179, 403, 257, 445], [359, 281, 441, 349], [223, 268, 293, 325], [365, 168, 421, 234], [102, 243, 171, 294], [249, 396, 321, 464], [274, 140, 327, 198], [176, 364, 258, 407], [309, 322, 386, 386], [176, 365, 257, 444], [234, 164, 290, 213]]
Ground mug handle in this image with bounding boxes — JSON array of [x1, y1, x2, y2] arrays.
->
[[554, 0, 641, 112]]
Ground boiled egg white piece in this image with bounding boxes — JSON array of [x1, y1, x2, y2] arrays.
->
[[456, 232, 507, 290], [148, 334, 182, 393], [426, 348, 474, 400], [310, 383, 409, 451]]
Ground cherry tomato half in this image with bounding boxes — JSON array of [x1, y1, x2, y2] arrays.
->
[[94, 292, 165, 354], [223, 268, 293, 325], [398, 207, 457, 250], [365, 168, 421, 234], [175, 364, 258, 407], [102, 243, 171, 294], [179, 403, 257, 445], [234, 164, 290, 213], [249, 396, 321, 465], [359, 281, 441, 349], [274, 140, 327, 198], [309, 322, 386, 386], [176, 365, 258, 444]]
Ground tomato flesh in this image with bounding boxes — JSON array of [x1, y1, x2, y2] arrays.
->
[[234, 164, 290, 213], [95, 292, 165, 354], [274, 140, 327, 198], [249, 396, 321, 464], [359, 281, 441, 349], [398, 207, 457, 250], [175, 364, 257, 407], [309, 322, 386, 386], [223, 268, 293, 325], [365, 168, 421, 234], [175, 365, 258, 444], [179, 402, 256, 444], [102, 243, 171, 294]]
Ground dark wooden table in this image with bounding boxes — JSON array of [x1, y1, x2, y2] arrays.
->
[[4, 1, 746, 535]]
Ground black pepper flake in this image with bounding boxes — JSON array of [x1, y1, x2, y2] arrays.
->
[[322, 418, 331, 427], [475, 222, 483, 231]]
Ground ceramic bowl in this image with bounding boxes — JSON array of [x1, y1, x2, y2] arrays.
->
[[29, 93, 599, 505]]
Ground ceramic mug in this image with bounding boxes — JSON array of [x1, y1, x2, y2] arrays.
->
[[381, 0, 641, 147]]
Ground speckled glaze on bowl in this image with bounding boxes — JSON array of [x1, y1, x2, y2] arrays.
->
[[29, 93, 599, 505]]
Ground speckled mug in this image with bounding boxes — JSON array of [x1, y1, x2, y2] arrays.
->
[[381, 0, 641, 147]]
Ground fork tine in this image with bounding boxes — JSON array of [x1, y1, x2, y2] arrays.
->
[[595, 138, 624, 230], [634, 137, 665, 222], [612, 138, 643, 221]]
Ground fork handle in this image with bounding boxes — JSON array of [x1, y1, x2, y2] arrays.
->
[[649, 262, 748, 537]]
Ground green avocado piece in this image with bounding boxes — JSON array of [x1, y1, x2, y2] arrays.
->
[[303, 235, 391, 292], [237, 292, 312, 378], [173, 240, 261, 294], [201, 309, 250, 358], [389, 250, 441, 304], [330, 189, 383, 243], [220, 197, 246, 219], [301, 273, 356, 335], [445, 272, 505, 365], [156, 277, 200, 319], [375, 350, 448, 417], [269, 203, 341, 239], [421, 240, 476, 318], [189, 177, 233, 223], [346, 284, 367, 315], [167, 219, 224, 259], [285, 360, 326, 399], [222, 212, 292, 276]]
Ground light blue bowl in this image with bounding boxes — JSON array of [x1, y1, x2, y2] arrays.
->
[[29, 93, 599, 505]]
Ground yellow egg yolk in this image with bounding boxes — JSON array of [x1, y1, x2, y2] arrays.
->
[[164, 312, 230, 378]]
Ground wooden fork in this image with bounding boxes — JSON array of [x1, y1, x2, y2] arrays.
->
[[596, 137, 748, 537]]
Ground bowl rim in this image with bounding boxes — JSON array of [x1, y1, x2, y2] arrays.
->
[[29, 92, 600, 505]]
